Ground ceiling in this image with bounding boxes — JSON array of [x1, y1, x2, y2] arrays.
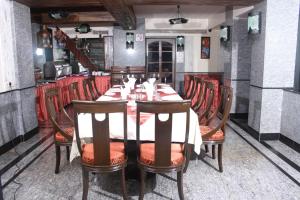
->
[[14, 0, 262, 29]]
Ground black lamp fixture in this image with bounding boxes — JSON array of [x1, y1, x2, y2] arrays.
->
[[169, 5, 188, 25], [37, 25, 52, 48], [48, 11, 69, 20], [176, 36, 185, 51], [75, 24, 91, 34], [126, 32, 134, 49]]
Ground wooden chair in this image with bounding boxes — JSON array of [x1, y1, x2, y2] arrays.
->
[[90, 78, 101, 98], [184, 75, 196, 100], [45, 88, 74, 174], [200, 86, 232, 172], [195, 81, 215, 123], [72, 100, 128, 200], [82, 79, 96, 100], [69, 82, 81, 100], [190, 77, 204, 110], [136, 100, 191, 200]]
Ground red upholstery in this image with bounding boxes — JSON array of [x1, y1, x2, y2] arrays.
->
[[55, 127, 74, 142], [140, 143, 184, 166], [82, 142, 125, 165], [36, 76, 111, 122], [200, 126, 224, 141]]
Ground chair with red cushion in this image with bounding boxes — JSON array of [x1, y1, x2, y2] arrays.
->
[[184, 75, 196, 100], [199, 86, 232, 172], [69, 82, 81, 101], [195, 81, 215, 125], [136, 100, 191, 200], [82, 78, 97, 100], [45, 88, 74, 174], [72, 100, 128, 200], [90, 78, 101, 98]]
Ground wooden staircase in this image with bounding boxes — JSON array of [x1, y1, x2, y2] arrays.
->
[[54, 28, 98, 71]]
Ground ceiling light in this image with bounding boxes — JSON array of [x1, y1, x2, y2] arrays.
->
[[48, 11, 69, 20], [169, 5, 188, 25]]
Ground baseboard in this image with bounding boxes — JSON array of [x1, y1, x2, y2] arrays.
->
[[260, 133, 281, 141], [279, 134, 300, 154], [0, 127, 39, 156]]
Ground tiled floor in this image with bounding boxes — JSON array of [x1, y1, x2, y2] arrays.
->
[[2, 122, 300, 200]]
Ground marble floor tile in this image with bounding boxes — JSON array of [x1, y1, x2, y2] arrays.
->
[[2, 122, 300, 200]]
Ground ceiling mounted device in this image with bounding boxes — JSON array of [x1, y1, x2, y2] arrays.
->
[[169, 5, 188, 25], [75, 24, 92, 34], [48, 11, 69, 20]]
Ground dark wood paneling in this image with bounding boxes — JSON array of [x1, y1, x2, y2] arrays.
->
[[102, 0, 136, 30], [127, 0, 262, 6]]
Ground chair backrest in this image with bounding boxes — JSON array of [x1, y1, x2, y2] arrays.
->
[[136, 100, 191, 168], [73, 100, 128, 166], [198, 81, 215, 123], [45, 88, 73, 140], [185, 75, 195, 99], [193, 78, 208, 112], [203, 86, 233, 138], [69, 82, 81, 100], [191, 77, 204, 109], [90, 78, 101, 97], [82, 79, 96, 100]]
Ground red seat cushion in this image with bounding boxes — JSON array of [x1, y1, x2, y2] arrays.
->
[[82, 142, 125, 165], [55, 127, 74, 142], [200, 126, 224, 141], [140, 143, 184, 166]]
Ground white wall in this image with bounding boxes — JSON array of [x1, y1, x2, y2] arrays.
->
[[146, 29, 223, 73]]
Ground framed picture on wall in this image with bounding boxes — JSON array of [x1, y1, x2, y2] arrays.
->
[[201, 37, 210, 59]]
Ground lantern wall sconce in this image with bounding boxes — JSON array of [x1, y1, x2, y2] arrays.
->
[[176, 36, 184, 52], [37, 25, 52, 48], [126, 32, 134, 49]]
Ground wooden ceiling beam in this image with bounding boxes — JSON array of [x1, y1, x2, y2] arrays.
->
[[126, 0, 262, 6], [30, 6, 107, 14], [102, 0, 136, 30]]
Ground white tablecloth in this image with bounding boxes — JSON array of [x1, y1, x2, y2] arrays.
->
[[70, 86, 202, 162]]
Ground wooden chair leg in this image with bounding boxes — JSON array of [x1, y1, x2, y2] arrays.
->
[[212, 145, 215, 159], [177, 170, 184, 200], [183, 144, 192, 173], [120, 167, 128, 200], [82, 167, 89, 200], [55, 145, 61, 174], [204, 145, 209, 153], [66, 146, 70, 161], [218, 144, 223, 172], [139, 169, 145, 200]]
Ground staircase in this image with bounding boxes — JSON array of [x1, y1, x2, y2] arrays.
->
[[54, 28, 98, 71]]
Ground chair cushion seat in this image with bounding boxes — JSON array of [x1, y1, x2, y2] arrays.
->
[[200, 126, 224, 141], [140, 143, 184, 166], [55, 127, 74, 142], [82, 142, 125, 165]]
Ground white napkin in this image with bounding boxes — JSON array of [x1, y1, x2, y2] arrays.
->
[[148, 78, 156, 85], [143, 82, 154, 100], [128, 77, 137, 90]]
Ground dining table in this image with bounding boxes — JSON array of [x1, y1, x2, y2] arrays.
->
[[69, 84, 202, 163]]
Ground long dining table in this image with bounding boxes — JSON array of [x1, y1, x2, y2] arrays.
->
[[70, 84, 202, 162]]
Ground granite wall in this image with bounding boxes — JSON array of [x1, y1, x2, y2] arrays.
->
[[0, 0, 37, 146], [281, 90, 300, 144], [113, 18, 146, 67], [221, 7, 251, 114], [248, 0, 300, 134]]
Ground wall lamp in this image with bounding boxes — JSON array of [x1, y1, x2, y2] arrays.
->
[[176, 36, 184, 52], [126, 32, 134, 50]]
